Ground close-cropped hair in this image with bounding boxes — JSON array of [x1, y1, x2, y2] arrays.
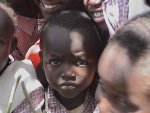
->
[[0, 2, 16, 33], [111, 11, 150, 63], [40, 10, 104, 53]]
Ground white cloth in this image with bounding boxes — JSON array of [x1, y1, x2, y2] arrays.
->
[[102, 0, 129, 36], [128, 0, 150, 19], [0, 60, 42, 113]]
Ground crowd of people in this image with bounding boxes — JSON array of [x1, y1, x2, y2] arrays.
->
[[0, 0, 150, 113]]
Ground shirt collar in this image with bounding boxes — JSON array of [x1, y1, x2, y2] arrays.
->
[[47, 86, 62, 108], [46, 86, 96, 110]]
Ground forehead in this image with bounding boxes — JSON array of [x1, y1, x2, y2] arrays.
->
[[98, 43, 132, 87], [98, 42, 150, 93], [0, 10, 10, 30], [42, 25, 99, 56]]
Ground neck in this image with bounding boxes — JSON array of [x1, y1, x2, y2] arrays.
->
[[54, 89, 87, 110]]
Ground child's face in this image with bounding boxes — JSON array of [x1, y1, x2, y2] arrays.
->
[[34, 0, 79, 18], [41, 26, 99, 98], [96, 43, 150, 113], [83, 0, 107, 30], [0, 10, 12, 71]]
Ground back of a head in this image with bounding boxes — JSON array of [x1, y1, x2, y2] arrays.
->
[[111, 11, 150, 64], [40, 10, 104, 55], [0, 2, 16, 35]]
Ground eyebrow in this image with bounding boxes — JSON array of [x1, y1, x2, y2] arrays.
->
[[46, 52, 63, 58]]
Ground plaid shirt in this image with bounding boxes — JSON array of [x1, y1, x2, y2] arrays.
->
[[102, 0, 129, 36], [10, 15, 45, 60], [12, 86, 96, 113]]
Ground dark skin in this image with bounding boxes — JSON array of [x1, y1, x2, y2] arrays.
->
[[40, 25, 100, 110], [33, 0, 85, 18], [6, 0, 40, 18], [33, 0, 85, 88], [97, 43, 150, 113], [0, 10, 13, 73], [83, 0, 109, 48]]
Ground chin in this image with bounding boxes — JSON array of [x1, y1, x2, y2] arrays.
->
[[60, 91, 79, 99]]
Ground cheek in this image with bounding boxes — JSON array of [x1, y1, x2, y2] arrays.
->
[[83, 0, 89, 6], [0, 46, 9, 58], [78, 66, 97, 89], [77, 65, 96, 80], [43, 64, 54, 83]]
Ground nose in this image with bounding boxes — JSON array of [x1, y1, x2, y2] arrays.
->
[[61, 64, 76, 81]]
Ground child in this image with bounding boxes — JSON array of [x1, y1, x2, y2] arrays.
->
[[13, 10, 104, 113], [0, 3, 42, 113], [95, 11, 150, 113], [25, 0, 86, 88], [7, 0, 85, 60]]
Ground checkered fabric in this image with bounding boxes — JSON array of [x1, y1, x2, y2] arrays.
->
[[12, 86, 96, 113], [10, 15, 45, 60]]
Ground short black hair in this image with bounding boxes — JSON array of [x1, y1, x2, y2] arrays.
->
[[40, 10, 104, 54], [111, 11, 150, 63]]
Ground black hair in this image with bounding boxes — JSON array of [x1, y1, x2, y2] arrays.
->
[[111, 11, 150, 63], [40, 10, 104, 95], [41, 10, 104, 53]]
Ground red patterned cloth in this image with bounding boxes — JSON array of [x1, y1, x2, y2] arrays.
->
[[25, 40, 41, 68], [10, 15, 45, 60], [12, 86, 96, 113]]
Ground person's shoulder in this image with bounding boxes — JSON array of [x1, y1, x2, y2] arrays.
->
[[11, 59, 35, 72], [10, 60, 41, 87]]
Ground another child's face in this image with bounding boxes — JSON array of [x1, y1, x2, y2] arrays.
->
[[34, 0, 79, 18], [96, 43, 150, 113], [0, 10, 12, 71], [83, 0, 107, 30], [41, 26, 99, 98]]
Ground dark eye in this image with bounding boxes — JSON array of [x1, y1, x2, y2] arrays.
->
[[49, 59, 61, 66], [76, 59, 88, 67]]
